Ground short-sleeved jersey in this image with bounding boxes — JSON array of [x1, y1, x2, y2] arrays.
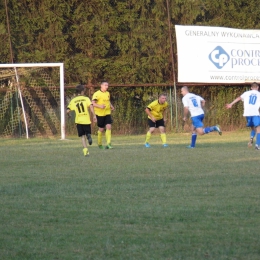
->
[[240, 89, 260, 116], [92, 90, 111, 116], [182, 93, 204, 117], [147, 100, 168, 120], [67, 95, 92, 124]]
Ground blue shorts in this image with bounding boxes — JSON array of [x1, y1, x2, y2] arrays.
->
[[191, 114, 204, 128], [246, 116, 260, 127]]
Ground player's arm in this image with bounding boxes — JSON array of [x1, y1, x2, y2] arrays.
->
[[110, 102, 115, 111], [145, 107, 156, 122], [163, 109, 167, 122], [226, 96, 241, 109], [89, 104, 97, 122], [92, 99, 106, 109], [66, 107, 71, 118], [183, 107, 189, 121]]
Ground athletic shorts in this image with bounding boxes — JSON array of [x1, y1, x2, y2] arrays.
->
[[96, 115, 113, 128], [246, 116, 260, 127], [148, 118, 165, 128], [76, 124, 91, 137], [191, 114, 204, 128]]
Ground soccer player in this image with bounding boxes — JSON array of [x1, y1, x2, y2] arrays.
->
[[67, 84, 97, 156], [181, 86, 222, 148], [92, 81, 114, 149], [144, 93, 169, 148], [226, 82, 260, 149]]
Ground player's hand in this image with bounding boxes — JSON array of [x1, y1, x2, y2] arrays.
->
[[67, 113, 71, 118], [183, 117, 187, 121], [151, 117, 156, 122], [111, 105, 115, 111], [226, 104, 232, 109], [93, 116, 97, 122], [100, 104, 106, 109]]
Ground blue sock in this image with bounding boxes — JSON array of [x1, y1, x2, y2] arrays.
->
[[191, 133, 197, 147], [250, 130, 256, 139], [256, 133, 260, 146], [203, 127, 213, 134]]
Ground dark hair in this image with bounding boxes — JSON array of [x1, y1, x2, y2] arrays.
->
[[251, 82, 259, 89], [75, 84, 85, 94], [159, 93, 167, 98]]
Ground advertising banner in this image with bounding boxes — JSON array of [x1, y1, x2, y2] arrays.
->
[[175, 25, 260, 83]]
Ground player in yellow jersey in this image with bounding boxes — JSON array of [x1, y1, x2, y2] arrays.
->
[[67, 85, 97, 156], [144, 93, 169, 148], [92, 81, 114, 149]]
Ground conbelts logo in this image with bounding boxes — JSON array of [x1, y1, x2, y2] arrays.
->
[[209, 46, 230, 69]]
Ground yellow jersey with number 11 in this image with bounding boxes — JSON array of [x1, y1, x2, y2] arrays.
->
[[67, 95, 92, 124]]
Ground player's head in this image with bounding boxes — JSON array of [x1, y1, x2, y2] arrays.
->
[[76, 84, 85, 94], [251, 82, 259, 90], [181, 86, 189, 96], [158, 93, 167, 104], [100, 81, 109, 91]]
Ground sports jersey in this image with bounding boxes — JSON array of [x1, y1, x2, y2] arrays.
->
[[67, 95, 92, 124], [92, 90, 111, 116], [240, 89, 260, 116], [147, 100, 168, 120], [182, 93, 204, 117]]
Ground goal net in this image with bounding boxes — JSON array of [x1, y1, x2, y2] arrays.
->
[[0, 63, 65, 139]]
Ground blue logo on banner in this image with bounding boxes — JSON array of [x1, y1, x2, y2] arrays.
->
[[209, 46, 230, 69]]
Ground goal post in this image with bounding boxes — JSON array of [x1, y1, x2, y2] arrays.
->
[[0, 63, 65, 140]]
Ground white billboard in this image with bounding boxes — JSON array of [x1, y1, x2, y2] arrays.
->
[[175, 25, 260, 83]]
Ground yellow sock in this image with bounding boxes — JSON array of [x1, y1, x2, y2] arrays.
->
[[160, 133, 167, 144], [106, 129, 111, 145], [145, 132, 151, 143], [98, 130, 103, 145]]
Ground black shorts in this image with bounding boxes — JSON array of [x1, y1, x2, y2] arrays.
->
[[148, 118, 165, 128], [96, 115, 113, 128], [76, 124, 91, 137]]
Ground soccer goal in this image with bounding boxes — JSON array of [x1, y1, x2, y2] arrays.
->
[[0, 63, 65, 139]]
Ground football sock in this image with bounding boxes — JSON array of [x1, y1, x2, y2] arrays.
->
[[191, 133, 197, 147], [145, 131, 151, 143], [256, 133, 260, 146], [106, 129, 111, 144], [160, 133, 167, 144], [203, 126, 213, 134], [97, 130, 103, 145], [250, 130, 256, 139]]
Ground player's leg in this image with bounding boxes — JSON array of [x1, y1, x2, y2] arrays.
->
[[248, 126, 255, 147], [187, 125, 197, 148], [96, 116, 105, 149], [158, 119, 168, 147], [246, 117, 256, 148], [202, 125, 222, 135], [194, 114, 222, 135], [255, 128, 260, 150], [251, 117, 260, 150], [104, 115, 113, 149], [145, 119, 156, 147], [77, 124, 89, 156]]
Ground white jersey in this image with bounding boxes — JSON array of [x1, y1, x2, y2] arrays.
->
[[241, 90, 260, 116], [182, 93, 204, 117]]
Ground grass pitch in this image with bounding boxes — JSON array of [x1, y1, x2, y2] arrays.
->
[[0, 131, 260, 259]]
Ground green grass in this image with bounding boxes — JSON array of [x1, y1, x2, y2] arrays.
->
[[1, 131, 260, 260]]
